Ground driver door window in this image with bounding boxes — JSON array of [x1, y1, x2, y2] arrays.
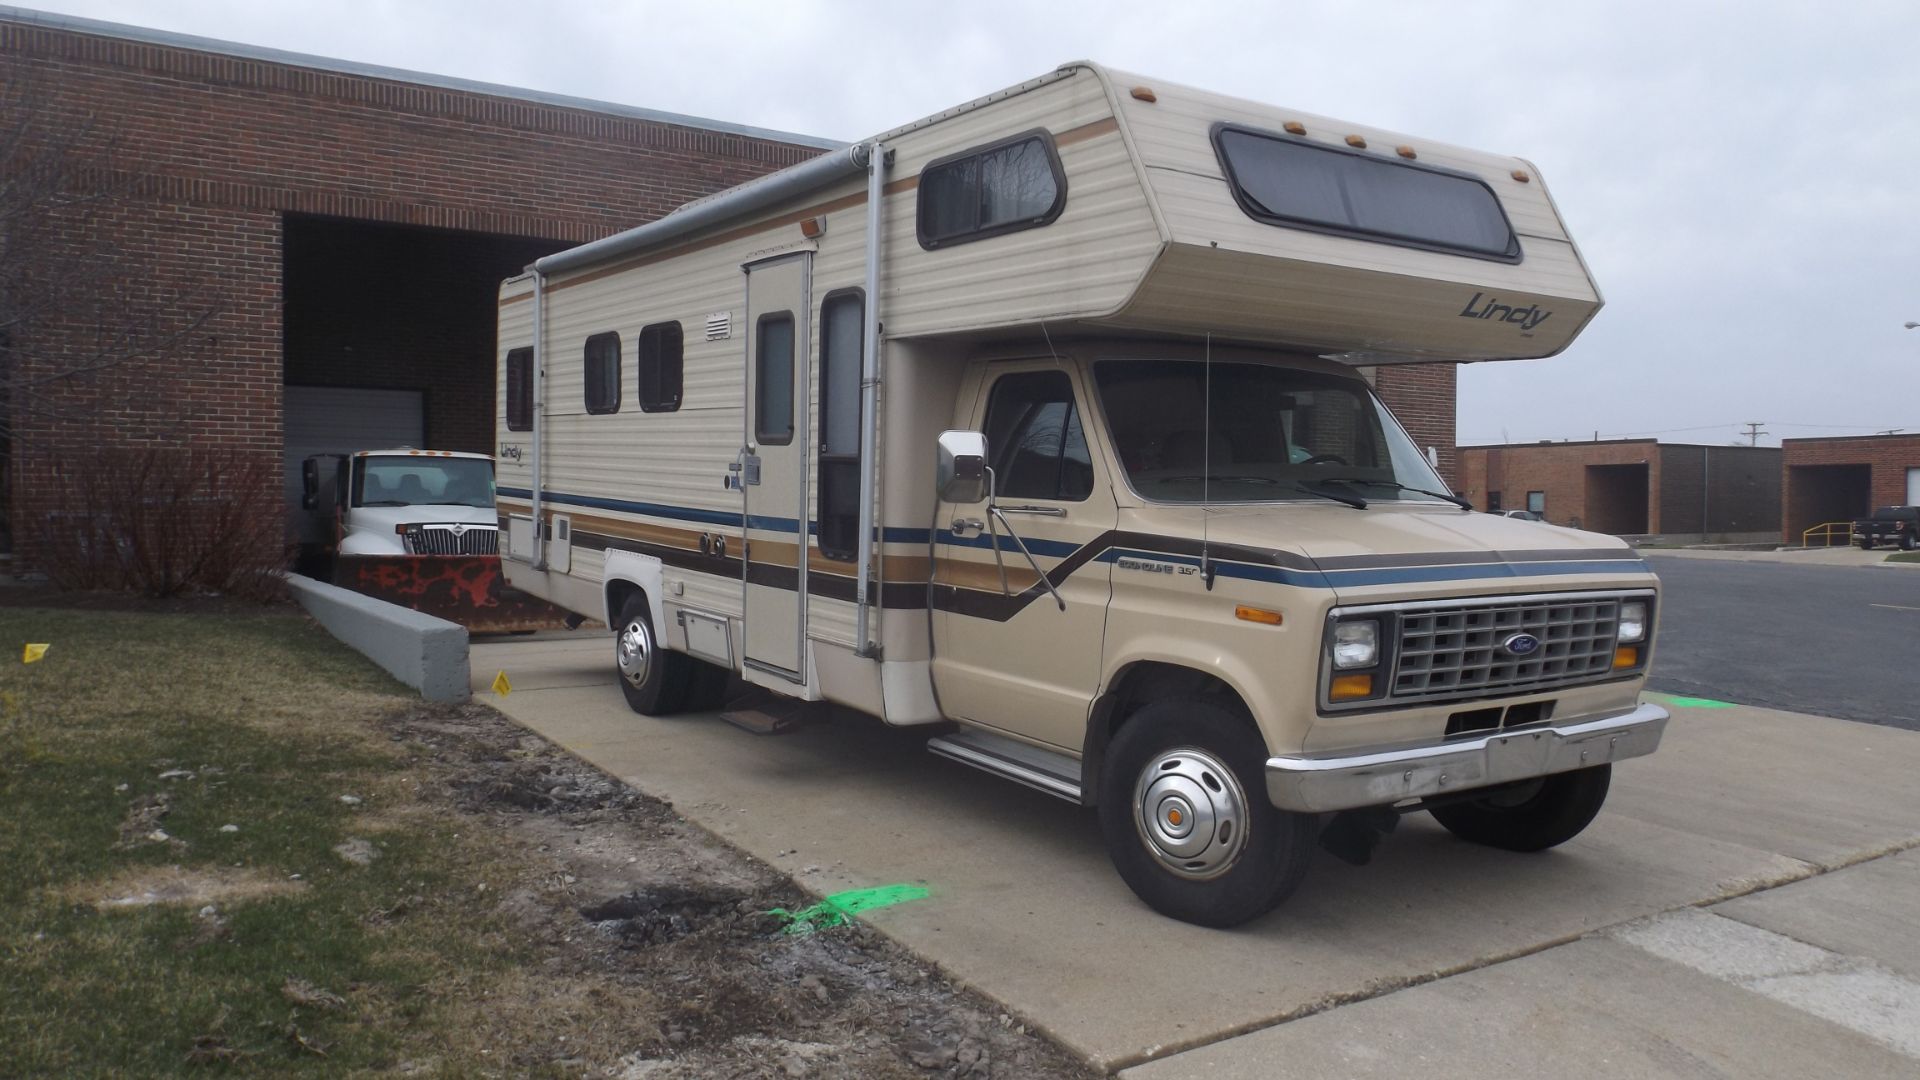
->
[[982, 371, 1092, 501]]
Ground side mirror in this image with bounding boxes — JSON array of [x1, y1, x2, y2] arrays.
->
[[936, 430, 989, 505], [301, 459, 320, 511]]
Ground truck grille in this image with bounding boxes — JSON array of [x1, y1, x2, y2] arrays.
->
[[403, 525, 499, 556], [1390, 595, 1623, 701]]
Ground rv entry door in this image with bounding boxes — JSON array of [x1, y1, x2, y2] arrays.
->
[[740, 252, 812, 682]]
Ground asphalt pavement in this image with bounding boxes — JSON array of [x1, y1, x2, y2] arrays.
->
[[1644, 554, 1920, 729]]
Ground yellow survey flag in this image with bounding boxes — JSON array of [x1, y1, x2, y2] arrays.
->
[[22, 644, 48, 664], [491, 670, 511, 696]]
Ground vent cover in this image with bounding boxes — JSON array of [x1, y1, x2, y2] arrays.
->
[[705, 311, 732, 340]]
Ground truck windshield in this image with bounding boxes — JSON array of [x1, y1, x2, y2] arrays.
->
[[1092, 359, 1451, 504], [353, 457, 495, 508]]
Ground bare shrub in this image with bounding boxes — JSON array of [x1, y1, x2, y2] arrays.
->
[[29, 446, 287, 600]]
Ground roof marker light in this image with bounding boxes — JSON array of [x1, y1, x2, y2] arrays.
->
[[1345, 134, 1367, 149], [1129, 86, 1157, 102], [1511, 169, 1531, 183], [1283, 121, 1306, 135], [1396, 145, 1417, 159]]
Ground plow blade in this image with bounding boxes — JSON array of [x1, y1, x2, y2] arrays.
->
[[335, 555, 581, 634]]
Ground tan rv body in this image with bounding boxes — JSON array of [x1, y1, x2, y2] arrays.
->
[[494, 63, 1663, 925]]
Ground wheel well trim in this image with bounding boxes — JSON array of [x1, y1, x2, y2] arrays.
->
[[1081, 650, 1267, 808], [602, 550, 667, 637]]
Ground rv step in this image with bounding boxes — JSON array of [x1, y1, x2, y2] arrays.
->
[[926, 729, 1082, 804], [718, 689, 820, 735]]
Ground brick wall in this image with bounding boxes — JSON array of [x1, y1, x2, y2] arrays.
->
[[0, 16, 824, 564], [1781, 434, 1920, 541], [1457, 440, 1658, 531], [1371, 364, 1458, 488]]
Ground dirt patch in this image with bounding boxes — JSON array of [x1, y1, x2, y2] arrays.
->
[[68, 865, 305, 911], [382, 701, 1098, 1078]]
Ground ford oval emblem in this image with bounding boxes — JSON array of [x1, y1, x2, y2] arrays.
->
[[1502, 633, 1541, 657]]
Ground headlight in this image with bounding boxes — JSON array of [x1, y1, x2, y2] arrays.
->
[[1332, 620, 1379, 669], [1618, 601, 1648, 644]]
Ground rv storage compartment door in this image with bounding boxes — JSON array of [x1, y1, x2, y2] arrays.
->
[[739, 252, 812, 681]]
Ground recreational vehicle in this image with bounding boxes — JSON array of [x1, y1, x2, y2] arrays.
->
[[493, 63, 1668, 927]]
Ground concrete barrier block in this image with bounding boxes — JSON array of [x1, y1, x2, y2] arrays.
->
[[285, 574, 470, 702]]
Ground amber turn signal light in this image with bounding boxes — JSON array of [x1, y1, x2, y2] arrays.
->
[[1613, 646, 1639, 669], [1235, 605, 1283, 625], [1330, 673, 1374, 700]]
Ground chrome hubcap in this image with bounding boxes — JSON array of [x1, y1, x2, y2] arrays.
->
[[616, 618, 653, 688], [1134, 747, 1249, 879]]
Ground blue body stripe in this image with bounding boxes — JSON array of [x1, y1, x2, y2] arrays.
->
[[496, 488, 1647, 588]]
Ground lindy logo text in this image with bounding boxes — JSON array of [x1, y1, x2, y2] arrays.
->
[[1459, 292, 1552, 332]]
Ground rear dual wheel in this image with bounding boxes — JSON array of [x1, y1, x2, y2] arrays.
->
[[1098, 699, 1315, 928], [614, 595, 730, 715]]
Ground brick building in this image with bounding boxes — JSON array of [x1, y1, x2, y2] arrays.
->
[[1780, 434, 1920, 543], [0, 7, 1458, 568], [1456, 439, 1781, 540]]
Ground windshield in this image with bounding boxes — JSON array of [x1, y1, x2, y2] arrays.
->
[[352, 456, 495, 508], [1092, 359, 1450, 504]]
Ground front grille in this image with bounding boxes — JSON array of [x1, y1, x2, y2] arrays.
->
[[1390, 595, 1622, 701], [404, 525, 499, 556]]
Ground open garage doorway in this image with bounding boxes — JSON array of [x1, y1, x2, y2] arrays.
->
[[279, 214, 567, 549], [1787, 464, 1870, 544], [1584, 463, 1650, 535]]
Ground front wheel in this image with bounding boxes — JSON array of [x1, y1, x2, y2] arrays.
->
[[1428, 764, 1611, 852], [614, 594, 698, 715], [1097, 699, 1315, 928], [1902, 532, 1916, 552]]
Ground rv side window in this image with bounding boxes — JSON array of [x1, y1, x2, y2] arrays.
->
[[637, 321, 683, 413], [981, 371, 1092, 502], [817, 291, 863, 561], [916, 130, 1066, 250], [584, 332, 621, 414], [505, 347, 533, 432], [755, 313, 794, 446], [1212, 123, 1520, 262]]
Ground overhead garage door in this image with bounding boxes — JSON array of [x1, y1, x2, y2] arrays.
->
[[282, 385, 425, 514]]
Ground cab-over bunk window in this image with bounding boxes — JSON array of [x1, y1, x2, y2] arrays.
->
[[917, 129, 1067, 250], [1212, 123, 1520, 262]]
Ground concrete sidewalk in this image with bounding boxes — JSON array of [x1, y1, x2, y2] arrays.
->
[[472, 636, 1920, 1075], [1645, 546, 1914, 568]]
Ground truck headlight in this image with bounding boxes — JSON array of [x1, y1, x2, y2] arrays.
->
[[1333, 620, 1380, 669], [1618, 601, 1648, 644]]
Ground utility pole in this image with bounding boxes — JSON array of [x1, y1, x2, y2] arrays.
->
[[1741, 421, 1768, 446]]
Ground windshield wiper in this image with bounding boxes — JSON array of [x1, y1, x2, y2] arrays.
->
[[1315, 477, 1470, 511], [1292, 482, 1367, 509]]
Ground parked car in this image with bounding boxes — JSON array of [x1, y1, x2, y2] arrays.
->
[[1853, 506, 1919, 550], [1498, 509, 1545, 522]]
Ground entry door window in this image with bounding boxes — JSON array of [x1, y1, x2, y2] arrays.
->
[[755, 313, 795, 445], [982, 370, 1092, 501], [1527, 490, 1546, 514]]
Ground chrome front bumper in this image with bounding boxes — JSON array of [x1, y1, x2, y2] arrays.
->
[[1265, 702, 1670, 813]]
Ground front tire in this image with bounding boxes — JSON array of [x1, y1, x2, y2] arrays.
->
[[1098, 699, 1315, 928], [1428, 764, 1612, 852]]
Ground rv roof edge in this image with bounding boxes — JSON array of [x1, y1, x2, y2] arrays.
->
[[533, 144, 870, 279]]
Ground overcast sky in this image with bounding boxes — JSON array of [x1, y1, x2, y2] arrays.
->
[[26, 0, 1920, 446]]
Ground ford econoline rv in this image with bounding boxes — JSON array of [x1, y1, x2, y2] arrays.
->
[[494, 63, 1666, 927]]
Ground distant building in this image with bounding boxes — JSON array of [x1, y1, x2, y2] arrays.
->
[[1780, 434, 1920, 543], [1455, 439, 1781, 542]]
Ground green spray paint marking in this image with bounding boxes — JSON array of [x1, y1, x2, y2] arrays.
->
[[1659, 695, 1737, 709], [768, 883, 930, 934]]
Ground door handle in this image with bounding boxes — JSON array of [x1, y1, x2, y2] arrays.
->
[[950, 517, 985, 536], [994, 505, 1067, 517]]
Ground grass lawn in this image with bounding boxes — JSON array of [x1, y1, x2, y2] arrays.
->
[[0, 605, 552, 1075], [1889, 551, 1920, 564]]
